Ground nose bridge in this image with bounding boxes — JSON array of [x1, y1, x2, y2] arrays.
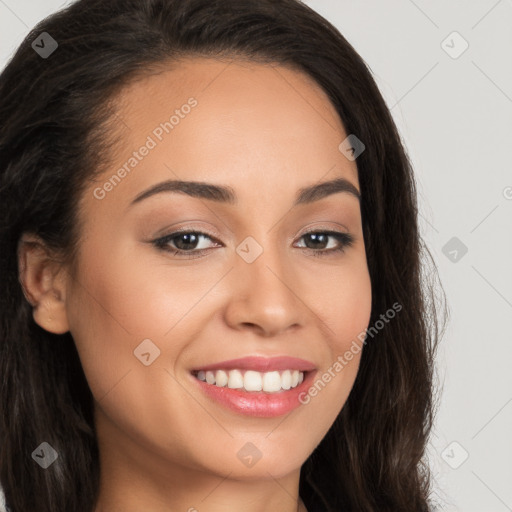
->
[[237, 228, 291, 289], [225, 232, 304, 334]]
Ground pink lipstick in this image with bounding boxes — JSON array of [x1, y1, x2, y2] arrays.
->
[[189, 356, 317, 417]]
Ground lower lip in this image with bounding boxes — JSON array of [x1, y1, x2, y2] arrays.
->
[[190, 370, 317, 418]]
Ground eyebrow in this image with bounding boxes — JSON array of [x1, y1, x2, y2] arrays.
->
[[129, 176, 361, 208]]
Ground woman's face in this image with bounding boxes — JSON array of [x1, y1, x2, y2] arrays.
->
[[62, 57, 372, 483]]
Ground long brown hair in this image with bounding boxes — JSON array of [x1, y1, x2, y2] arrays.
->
[[0, 1, 446, 510]]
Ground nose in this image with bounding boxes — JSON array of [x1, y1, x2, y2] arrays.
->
[[223, 244, 307, 337]]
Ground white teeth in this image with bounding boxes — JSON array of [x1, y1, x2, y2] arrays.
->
[[227, 369, 244, 389], [215, 370, 228, 387], [194, 368, 305, 392], [262, 371, 281, 393], [281, 369, 292, 390], [244, 370, 262, 391]]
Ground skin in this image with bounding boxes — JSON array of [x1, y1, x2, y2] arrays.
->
[[18, 57, 372, 512]]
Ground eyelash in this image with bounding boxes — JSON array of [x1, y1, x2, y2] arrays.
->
[[152, 228, 354, 259]]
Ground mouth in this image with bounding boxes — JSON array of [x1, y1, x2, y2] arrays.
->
[[190, 366, 317, 417], [189, 355, 316, 394], [190, 368, 309, 394]]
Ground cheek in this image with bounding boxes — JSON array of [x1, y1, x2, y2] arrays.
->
[[64, 242, 174, 399], [69, 240, 194, 338], [65, 239, 231, 402], [306, 254, 373, 350], [333, 270, 371, 383], [303, 256, 372, 408], [333, 273, 372, 350]]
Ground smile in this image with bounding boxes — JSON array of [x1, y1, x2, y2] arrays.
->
[[192, 368, 305, 393]]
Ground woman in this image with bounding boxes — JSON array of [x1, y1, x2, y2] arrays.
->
[[0, 0, 445, 510]]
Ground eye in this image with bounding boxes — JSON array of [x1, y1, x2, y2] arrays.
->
[[152, 229, 354, 259], [294, 230, 354, 257], [152, 230, 221, 258]]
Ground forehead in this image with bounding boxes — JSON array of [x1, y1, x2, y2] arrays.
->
[[86, 57, 359, 216]]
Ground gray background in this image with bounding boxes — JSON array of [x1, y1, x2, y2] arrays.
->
[[1, 1, 511, 510]]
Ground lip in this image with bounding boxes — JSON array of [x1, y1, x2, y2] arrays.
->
[[189, 367, 318, 418], [190, 355, 317, 373]]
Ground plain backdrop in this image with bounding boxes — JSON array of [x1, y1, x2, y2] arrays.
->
[[1, 1, 511, 511]]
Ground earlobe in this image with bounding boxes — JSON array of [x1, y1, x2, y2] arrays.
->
[[17, 233, 70, 335], [32, 293, 70, 334]]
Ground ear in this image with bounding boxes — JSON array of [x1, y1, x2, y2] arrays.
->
[[17, 233, 70, 334]]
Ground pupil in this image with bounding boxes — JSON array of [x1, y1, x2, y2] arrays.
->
[[175, 233, 199, 250], [306, 233, 327, 249]]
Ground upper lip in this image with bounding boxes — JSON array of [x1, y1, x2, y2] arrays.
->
[[190, 356, 316, 373]]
